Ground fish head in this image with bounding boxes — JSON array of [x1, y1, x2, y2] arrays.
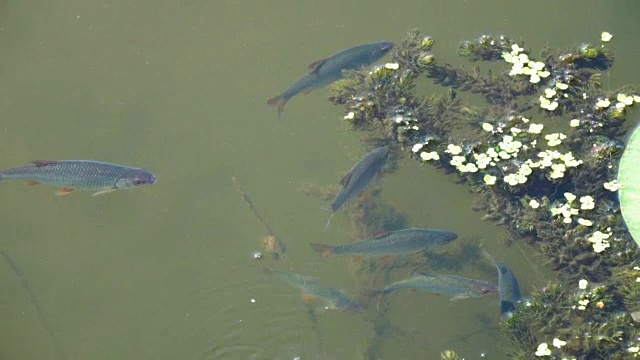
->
[[115, 168, 157, 189], [437, 230, 458, 246], [477, 282, 499, 295], [373, 41, 395, 58]]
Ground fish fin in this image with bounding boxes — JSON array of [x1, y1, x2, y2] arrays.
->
[[32, 160, 58, 167], [377, 255, 393, 264], [450, 295, 469, 302], [339, 172, 353, 187], [55, 187, 76, 196], [322, 211, 335, 232], [25, 180, 40, 186], [303, 90, 312, 96], [373, 231, 391, 238], [266, 95, 288, 120], [309, 243, 336, 257], [308, 58, 328, 74], [92, 188, 116, 196], [301, 292, 317, 304]]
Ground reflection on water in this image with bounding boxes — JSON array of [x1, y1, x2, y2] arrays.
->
[[1, 0, 639, 359]]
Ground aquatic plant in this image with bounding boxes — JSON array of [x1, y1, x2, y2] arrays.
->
[[328, 28, 640, 359]]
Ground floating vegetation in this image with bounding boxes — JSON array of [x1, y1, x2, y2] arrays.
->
[[328, 28, 640, 359], [232, 176, 286, 260]]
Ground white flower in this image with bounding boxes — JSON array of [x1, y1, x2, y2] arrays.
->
[[538, 70, 551, 78], [344, 112, 355, 120], [528, 123, 544, 134], [545, 133, 565, 147], [529, 74, 541, 84], [635, 95, 640, 103], [483, 174, 497, 185], [420, 151, 439, 161], [482, 123, 494, 132], [578, 279, 589, 290], [450, 155, 466, 166], [458, 163, 478, 173], [510, 127, 522, 135], [545, 88, 557, 98], [511, 44, 524, 53], [595, 98, 611, 108], [529, 199, 540, 209], [603, 180, 620, 192], [535, 343, 552, 357], [555, 82, 569, 90], [570, 119, 580, 127], [588, 230, 611, 253], [580, 196, 595, 210], [519, 164, 532, 176], [530, 61, 545, 71], [384, 63, 400, 70], [578, 218, 593, 227], [629, 346, 640, 353], [553, 338, 567, 349], [618, 93, 634, 105], [578, 298, 590, 310], [446, 144, 463, 155], [504, 174, 520, 186], [601, 31, 613, 42], [412, 143, 424, 153], [564, 192, 576, 203]]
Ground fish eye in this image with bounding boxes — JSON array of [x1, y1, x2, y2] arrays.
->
[[481, 288, 489, 294], [133, 179, 145, 185]]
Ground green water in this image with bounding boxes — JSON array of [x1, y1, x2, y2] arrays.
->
[[1, 0, 639, 359]]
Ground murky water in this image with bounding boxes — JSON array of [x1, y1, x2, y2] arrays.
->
[[1, 0, 639, 359]]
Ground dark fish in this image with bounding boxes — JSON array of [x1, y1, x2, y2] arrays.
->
[[267, 41, 394, 118], [483, 251, 523, 318], [370, 272, 498, 301], [0, 160, 156, 196], [310, 228, 457, 257], [322, 146, 390, 231], [264, 268, 363, 312]]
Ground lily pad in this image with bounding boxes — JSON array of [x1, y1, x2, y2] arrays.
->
[[619, 123, 640, 247]]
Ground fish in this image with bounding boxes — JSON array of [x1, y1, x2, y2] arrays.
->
[[0, 160, 157, 196], [267, 41, 394, 118], [483, 251, 522, 318], [310, 228, 457, 257], [322, 146, 390, 231], [264, 268, 363, 312], [370, 272, 498, 301]]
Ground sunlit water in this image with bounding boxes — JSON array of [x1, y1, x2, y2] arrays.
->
[[1, 0, 639, 359]]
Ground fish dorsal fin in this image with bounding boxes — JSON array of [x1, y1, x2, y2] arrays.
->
[[412, 271, 437, 278], [339, 172, 353, 187], [32, 160, 58, 167], [308, 58, 328, 74], [373, 231, 391, 238]]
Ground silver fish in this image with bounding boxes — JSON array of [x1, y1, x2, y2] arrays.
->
[[322, 146, 390, 231]]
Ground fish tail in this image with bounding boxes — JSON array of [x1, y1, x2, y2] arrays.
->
[[309, 243, 336, 257], [267, 95, 288, 120], [480, 249, 497, 266]]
